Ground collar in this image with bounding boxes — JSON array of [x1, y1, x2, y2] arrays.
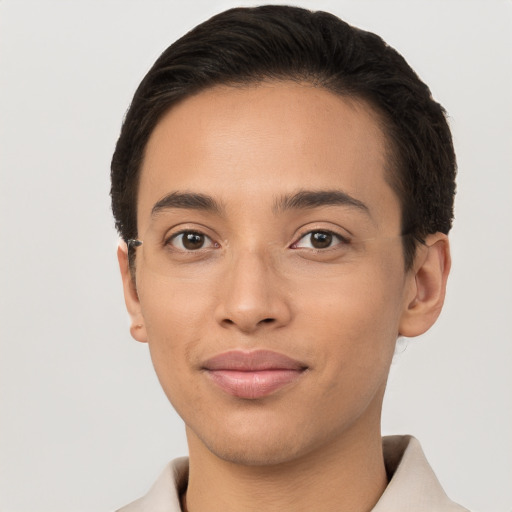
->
[[374, 435, 469, 511], [116, 435, 469, 512]]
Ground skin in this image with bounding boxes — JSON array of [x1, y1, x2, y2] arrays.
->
[[118, 81, 450, 512]]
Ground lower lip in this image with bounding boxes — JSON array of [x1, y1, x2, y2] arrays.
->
[[206, 369, 303, 399]]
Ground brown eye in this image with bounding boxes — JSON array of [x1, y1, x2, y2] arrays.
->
[[310, 231, 332, 249], [292, 230, 348, 250], [170, 231, 214, 251], [183, 232, 205, 250]]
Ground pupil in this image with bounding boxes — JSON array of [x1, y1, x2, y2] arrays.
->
[[312, 232, 332, 249], [183, 232, 204, 250]]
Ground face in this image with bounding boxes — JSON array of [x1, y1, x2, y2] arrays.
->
[[122, 81, 423, 465]]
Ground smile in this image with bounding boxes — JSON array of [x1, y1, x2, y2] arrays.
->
[[202, 350, 308, 399]]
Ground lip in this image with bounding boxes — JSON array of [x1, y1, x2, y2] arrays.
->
[[202, 350, 308, 399]]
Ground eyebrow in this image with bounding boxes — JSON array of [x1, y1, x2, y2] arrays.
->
[[273, 190, 370, 216], [151, 192, 223, 216], [150, 189, 370, 218]]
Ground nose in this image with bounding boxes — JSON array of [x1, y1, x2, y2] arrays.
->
[[214, 249, 292, 333]]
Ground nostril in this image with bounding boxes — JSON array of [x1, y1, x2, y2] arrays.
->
[[261, 318, 275, 324]]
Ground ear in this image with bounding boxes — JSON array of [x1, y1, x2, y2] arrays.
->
[[399, 233, 451, 338], [117, 241, 148, 343]]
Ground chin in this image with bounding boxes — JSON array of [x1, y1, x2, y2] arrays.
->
[[202, 433, 308, 467], [187, 410, 337, 468]]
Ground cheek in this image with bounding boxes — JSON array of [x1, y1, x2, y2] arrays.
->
[[293, 261, 405, 370], [138, 266, 217, 331], [136, 273, 217, 397]]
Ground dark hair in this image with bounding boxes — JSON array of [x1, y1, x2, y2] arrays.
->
[[111, 5, 456, 270]]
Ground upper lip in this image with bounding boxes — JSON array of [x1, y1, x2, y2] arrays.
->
[[202, 350, 307, 371]]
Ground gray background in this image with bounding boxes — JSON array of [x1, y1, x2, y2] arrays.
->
[[1, 1, 511, 511]]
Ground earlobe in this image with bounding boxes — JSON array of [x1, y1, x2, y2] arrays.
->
[[399, 233, 451, 338], [117, 241, 148, 343]]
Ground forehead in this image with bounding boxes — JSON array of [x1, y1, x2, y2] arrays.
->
[[137, 81, 399, 232]]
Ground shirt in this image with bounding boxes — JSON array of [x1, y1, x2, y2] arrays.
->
[[116, 435, 469, 511]]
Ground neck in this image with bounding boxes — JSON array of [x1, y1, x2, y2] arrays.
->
[[182, 421, 388, 512]]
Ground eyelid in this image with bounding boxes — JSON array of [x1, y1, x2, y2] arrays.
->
[[290, 227, 351, 250], [165, 228, 220, 251]]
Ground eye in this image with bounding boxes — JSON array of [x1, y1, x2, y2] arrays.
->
[[168, 231, 218, 251], [291, 230, 348, 250]]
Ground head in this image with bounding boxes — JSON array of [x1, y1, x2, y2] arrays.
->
[[111, 5, 455, 466]]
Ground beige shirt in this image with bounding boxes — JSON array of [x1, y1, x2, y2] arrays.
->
[[117, 435, 469, 512]]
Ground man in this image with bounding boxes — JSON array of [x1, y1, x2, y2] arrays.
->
[[111, 5, 466, 511]]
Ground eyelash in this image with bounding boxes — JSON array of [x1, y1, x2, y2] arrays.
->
[[164, 228, 350, 252], [165, 230, 218, 251], [290, 229, 350, 251]]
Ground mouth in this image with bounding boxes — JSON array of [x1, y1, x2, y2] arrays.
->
[[202, 349, 308, 399]]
